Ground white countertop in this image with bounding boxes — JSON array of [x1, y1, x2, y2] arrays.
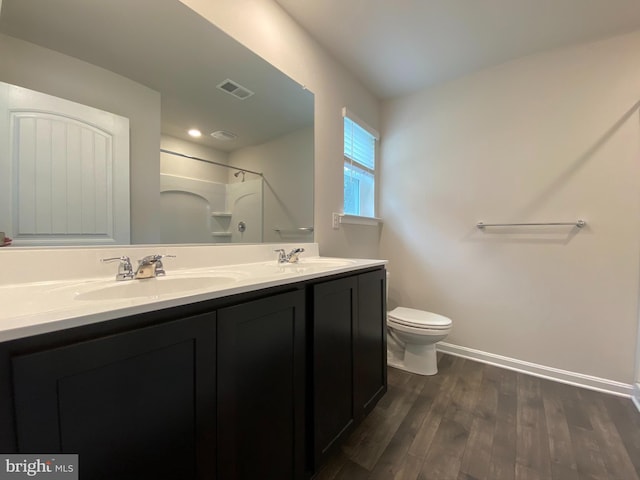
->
[[0, 255, 386, 342]]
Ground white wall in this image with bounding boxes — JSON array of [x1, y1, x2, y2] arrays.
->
[[229, 127, 314, 243], [179, 0, 381, 258], [160, 135, 230, 184], [0, 33, 162, 244], [380, 31, 640, 385]]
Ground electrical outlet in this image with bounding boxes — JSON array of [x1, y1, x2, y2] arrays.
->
[[332, 213, 341, 230]]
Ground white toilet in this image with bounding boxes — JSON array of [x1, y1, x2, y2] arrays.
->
[[386, 275, 452, 375]]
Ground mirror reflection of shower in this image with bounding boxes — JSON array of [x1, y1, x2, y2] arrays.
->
[[159, 147, 263, 244]]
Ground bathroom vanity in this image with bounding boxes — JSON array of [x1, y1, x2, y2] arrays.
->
[[0, 245, 386, 479]]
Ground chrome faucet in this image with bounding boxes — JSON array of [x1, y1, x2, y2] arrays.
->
[[134, 254, 175, 279], [101, 256, 134, 281], [101, 254, 175, 280], [274, 247, 305, 264]]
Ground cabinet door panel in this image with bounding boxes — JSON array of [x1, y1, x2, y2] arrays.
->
[[12, 313, 216, 480], [217, 290, 305, 480], [355, 269, 387, 417], [312, 276, 357, 467]]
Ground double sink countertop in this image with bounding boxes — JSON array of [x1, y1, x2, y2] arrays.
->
[[0, 255, 386, 342]]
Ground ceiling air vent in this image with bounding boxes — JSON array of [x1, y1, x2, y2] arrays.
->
[[210, 130, 238, 141], [216, 79, 254, 100]]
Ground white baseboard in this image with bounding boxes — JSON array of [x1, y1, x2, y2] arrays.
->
[[633, 383, 640, 413], [437, 342, 633, 398]]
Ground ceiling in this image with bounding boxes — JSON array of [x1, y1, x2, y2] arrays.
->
[[275, 0, 640, 99]]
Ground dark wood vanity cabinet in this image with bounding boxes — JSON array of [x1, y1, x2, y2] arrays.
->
[[354, 269, 387, 417], [311, 268, 387, 469], [312, 275, 357, 468], [10, 312, 217, 480], [0, 266, 386, 480], [217, 290, 306, 480]]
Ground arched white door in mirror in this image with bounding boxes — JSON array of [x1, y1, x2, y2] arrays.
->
[[0, 82, 130, 246]]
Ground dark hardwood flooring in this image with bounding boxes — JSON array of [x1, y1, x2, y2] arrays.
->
[[314, 354, 640, 480]]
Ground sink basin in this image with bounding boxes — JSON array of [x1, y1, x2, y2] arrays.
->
[[240, 258, 358, 277], [272, 258, 358, 273], [75, 275, 239, 301], [46, 258, 358, 303], [279, 258, 357, 269]]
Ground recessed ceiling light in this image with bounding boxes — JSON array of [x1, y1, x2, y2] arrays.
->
[[188, 129, 202, 137]]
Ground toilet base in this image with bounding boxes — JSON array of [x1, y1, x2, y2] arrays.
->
[[387, 342, 439, 376]]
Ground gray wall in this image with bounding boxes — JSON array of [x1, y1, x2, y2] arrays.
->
[[182, 0, 381, 258], [0, 33, 162, 244], [229, 127, 314, 242], [380, 30, 640, 385]]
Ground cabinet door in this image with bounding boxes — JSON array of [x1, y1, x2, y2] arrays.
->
[[312, 276, 357, 468], [355, 269, 387, 418], [217, 290, 306, 480], [11, 313, 216, 480]]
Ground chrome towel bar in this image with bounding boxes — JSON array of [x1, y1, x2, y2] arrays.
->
[[273, 227, 314, 233], [477, 220, 586, 229]]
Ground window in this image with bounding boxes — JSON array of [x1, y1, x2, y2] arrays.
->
[[343, 108, 378, 218]]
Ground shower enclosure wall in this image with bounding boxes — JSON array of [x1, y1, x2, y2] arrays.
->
[[160, 173, 263, 244]]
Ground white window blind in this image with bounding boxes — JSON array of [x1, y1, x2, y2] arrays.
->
[[342, 108, 378, 218], [344, 117, 375, 171]]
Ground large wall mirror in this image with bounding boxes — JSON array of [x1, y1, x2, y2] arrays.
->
[[0, 0, 314, 246]]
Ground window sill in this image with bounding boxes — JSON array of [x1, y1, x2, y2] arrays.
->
[[338, 214, 383, 227]]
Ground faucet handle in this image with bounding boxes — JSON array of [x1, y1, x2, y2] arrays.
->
[[137, 254, 175, 265], [274, 249, 287, 264], [101, 256, 134, 281], [287, 247, 305, 263], [274, 248, 304, 264], [154, 255, 175, 276], [137, 254, 175, 276]]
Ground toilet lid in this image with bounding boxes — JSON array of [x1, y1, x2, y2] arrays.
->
[[388, 307, 452, 329]]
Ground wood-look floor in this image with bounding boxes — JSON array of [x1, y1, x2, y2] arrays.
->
[[314, 354, 640, 480]]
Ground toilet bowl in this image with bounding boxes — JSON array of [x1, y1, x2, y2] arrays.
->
[[386, 306, 452, 376]]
